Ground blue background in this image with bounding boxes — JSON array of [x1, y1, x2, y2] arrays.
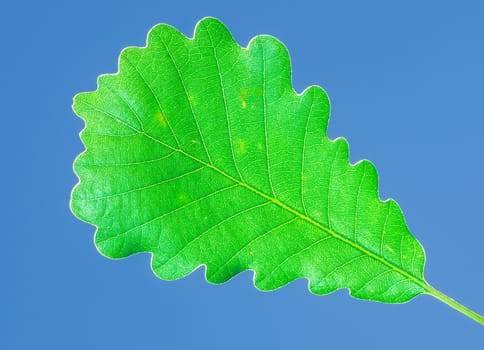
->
[[3, 0, 483, 348]]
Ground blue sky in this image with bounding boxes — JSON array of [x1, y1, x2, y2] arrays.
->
[[3, 0, 483, 348]]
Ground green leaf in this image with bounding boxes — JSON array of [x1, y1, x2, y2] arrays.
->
[[71, 17, 483, 324]]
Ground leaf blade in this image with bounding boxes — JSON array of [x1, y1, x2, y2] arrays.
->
[[72, 17, 428, 304]]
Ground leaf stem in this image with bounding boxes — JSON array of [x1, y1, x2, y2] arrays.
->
[[426, 285, 484, 326]]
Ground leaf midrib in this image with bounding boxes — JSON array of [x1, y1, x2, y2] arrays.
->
[[79, 98, 431, 295], [156, 132, 431, 293]]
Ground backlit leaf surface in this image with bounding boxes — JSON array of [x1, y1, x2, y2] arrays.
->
[[71, 17, 430, 303]]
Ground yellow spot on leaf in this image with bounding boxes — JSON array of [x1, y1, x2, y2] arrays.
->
[[240, 95, 247, 108], [188, 94, 196, 105], [155, 111, 167, 128], [239, 88, 249, 108], [235, 139, 247, 154], [176, 193, 188, 205]]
